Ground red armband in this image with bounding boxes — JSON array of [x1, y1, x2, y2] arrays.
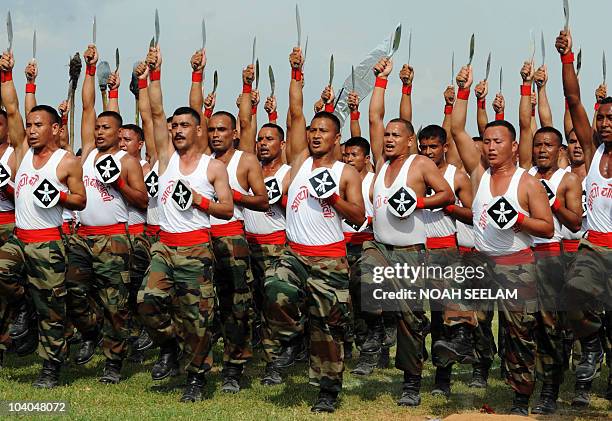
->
[[495, 113, 505, 121], [61, 114, 68, 126], [268, 111, 278, 122], [324, 103, 334, 113], [350, 111, 360, 121], [196, 197, 210, 212], [520, 84, 531, 96], [204, 108, 213, 118], [86, 65, 96, 76], [25, 83, 36, 94], [326, 193, 340, 206], [242, 83, 252, 94], [416, 197, 425, 209], [281, 195, 288, 208], [443, 204, 455, 214], [251, 106, 257, 115], [291, 69, 303, 81], [59, 191, 68, 204], [374, 77, 388, 89], [232, 190, 243, 202], [457, 88, 470, 100], [560, 52, 574, 64], [477, 98, 485, 109], [444, 105, 453, 115], [402, 84, 412, 95], [109, 89, 119, 99], [149, 70, 161, 81], [516, 212, 526, 226], [551, 198, 561, 212], [595, 102, 600, 111], [531, 107, 536, 117], [191, 71, 203, 83], [1, 71, 12, 83], [115, 178, 126, 189], [138, 78, 148, 89], [367, 216, 373, 226]]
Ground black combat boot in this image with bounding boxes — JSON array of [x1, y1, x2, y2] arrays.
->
[[73, 331, 100, 365], [14, 329, 38, 357], [575, 334, 604, 383], [180, 372, 206, 402], [221, 363, 243, 393], [431, 324, 477, 366], [469, 361, 491, 388], [151, 340, 179, 380], [274, 337, 303, 369], [99, 359, 122, 384], [351, 316, 384, 376], [135, 328, 153, 352], [571, 380, 592, 407], [310, 389, 338, 413], [531, 382, 559, 414], [32, 360, 61, 388], [431, 365, 452, 398], [260, 363, 283, 386], [9, 300, 33, 340], [397, 373, 421, 406], [509, 392, 530, 416]]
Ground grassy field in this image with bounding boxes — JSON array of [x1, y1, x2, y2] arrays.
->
[[0, 338, 610, 421]]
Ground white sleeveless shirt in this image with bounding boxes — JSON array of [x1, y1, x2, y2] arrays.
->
[[146, 161, 160, 226], [473, 167, 532, 255], [585, 144, 612, 233], [528, 166, 566, 244], [210, 150, 248, 225], [80, 150, 129, 226], [373, 155, 426, 246], [342, 171, 374, 234], [286, 157, 345, 245], [244, 164, 291, 235], [15, 148, 67, 229], [423, 164, 457, 239], [127, 159, 148, 226], [158, 152, 214, 233], [0, 146, 14, 212]]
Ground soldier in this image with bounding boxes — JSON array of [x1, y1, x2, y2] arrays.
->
[[0, 50, 86, 387], [65, 43, 148, 383]]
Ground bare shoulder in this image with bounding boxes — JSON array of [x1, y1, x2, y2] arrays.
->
[[561, 170, 581, 186], [208, 158, 227, 175], [239, 150, 259, 167], [454, 167, 471, 184]]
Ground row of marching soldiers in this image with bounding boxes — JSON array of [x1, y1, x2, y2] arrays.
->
[[0, 27, 610, 415]]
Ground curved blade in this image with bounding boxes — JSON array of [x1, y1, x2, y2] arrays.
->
[[115, 48, 120, 72], [295, 4, 301, 47], [485, 52, 491, 81], [149, 37, 155, 49], [303, 36, 309, 64], [563, 0, 570, 31], [92, 16, 97, 45], [351, 65, 355, 91], [603, 51, 607, 84], [97, 61, 111, 90], [212, 70, 218, 93], [451, 51, 455, 85], [576, 48, 582, 76], [255, 59, 260, 90], [407, 29, 412, 64], [33, 30, 36, 60], [251, 37, 256, 66], [529, 29, 536, 63], [467, 33, 475, 65], [154, 9, 160, 45], [129, 62, 140, 98], [329, 54, 334, 86], [541, 31, 546, 65], [7, 11, 13, 51], [389, 24, 401, 57], [201, 18, 206, 50], [499, 67, 503, 93], [269, 65, 275, 96]]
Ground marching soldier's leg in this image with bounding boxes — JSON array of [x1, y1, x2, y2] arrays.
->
[[0, 237, 26, 367], [127, 233, 153, 360], [470, 308, 496, 388]]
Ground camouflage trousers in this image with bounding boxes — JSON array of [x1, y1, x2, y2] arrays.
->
[[0, 232, 67, 364], [534, 251, 567, 384], [263, 248, 350, 393], [249, 241, 288, 361], [66, 232, 131, 361], [137, 240, 215, 374], [564, 239, 612, 338], [346, 242, 366, 345], [127, 232, 152, 337], [352, 241, 429, 376], [0, 222, 14, 351], [211, 233, 254, 366]]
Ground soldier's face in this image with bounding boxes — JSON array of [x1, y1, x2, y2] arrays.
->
[[256, 127, 284, 162], [567, 133, 584, 165], [172, 114, 200, 151], [343, 146, 368, 173], [95, 116, 120, 151], [383, 122, 411, 158], [533, 132, 560, 170], [482, 126, 516, 168], [119, 129, 143, 157], [208, 115, 236, 153], [419, 137, 447, 166], [595, 103, 612, 144], [26, 111, 60, 149], [308, 117, 339, 157]]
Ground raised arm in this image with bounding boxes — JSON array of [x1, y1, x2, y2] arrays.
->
[[189, 50, 205, 120], [398, 64, 413, 122], [518, 61, 535, 169], [137, 69, 155, 164], [474, 79, 489, 136], [442, 85, 462, 168], [0, 51, 27, 157], [450, 65, 483, 176], [594, 84, 607, 136], [369, 57, 393, 168], [287, 47, 307, 165], [238, 64, 257, 153], [58, 100, 71, 152], [535, 65, 552, 127], [347, 91, 361, 138], [263, 95, 278, 124], [80, 44, 98, 161], [106, 71, 120, 114], [24, 60, 38, 115]]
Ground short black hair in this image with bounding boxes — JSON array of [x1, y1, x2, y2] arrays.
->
[[98, 110, 123, 127], [212, 111, 236, 129], [484, 119, 516, 141], [600, 97, 612, 106], [534, 126, 563, 145], [388, 118, 415, 135], [344, 136, 370, 156], [472, 136, 483, 142], [121, 124, 144, 142], [30, 105, 62, 126], [173, 107, 201, 125], [312, 111, 341, 134], [418, 124, 447, 145], [260, 123, 285, 140], [166, 116, 172, 124]]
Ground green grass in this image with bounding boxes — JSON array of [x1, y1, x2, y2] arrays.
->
[[1, 341, 610, 421]]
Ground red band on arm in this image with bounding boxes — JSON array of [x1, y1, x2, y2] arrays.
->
[[61, 115, 68, 126], [443, 204, 455, 214], [204, 108, 213, 118], [268, 111, 278, 122], [416, 197, 425, 209], [402, 84, 412, 95], [551, 198, 561, 212], [531, 107, 536, 117], [374, 77, 388, 89], [477, 98, 485, 109], [242, 83, 252, 94], [251, 105, 257, 115], [2, 71, 12, 82], [324, 103, 334, 113], [291, 69, 303, 81], [457, 88, 470, 100], [149, 70, 161, 81], [86, 65, 96, 76], [326, 193, 340, 206], [560, 52, 574, 64], [516, 212, 526, 226], [595, 102, 601, 111], [444, 105, 453, 115], [59, 191, 68, 204], [520, 84, 531, 96], [138, 78, 148, 89], [232, 190, 243, 202], [495, 113, 505, 121], [192, 71, 203, 83], [281, 195, 288, 208], [115, 178, 126, 189], [367, 216, 373, 226], [196, 197, 210, 212], [350, 111, 360, 120], [25, 83, 36, 94], [109, 89, 119, 99]]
